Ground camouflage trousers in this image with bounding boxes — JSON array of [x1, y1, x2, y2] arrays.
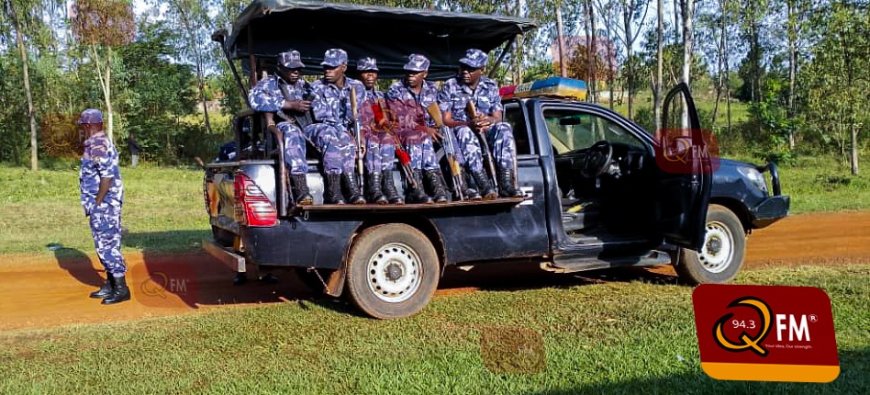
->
[[88, 205, 126, 275], [453, 122, 516, 173], [405, 136, 439, 171], [278, 122, 308, 175], [365, 137, 396, 173], [304, 123, 357, 175]]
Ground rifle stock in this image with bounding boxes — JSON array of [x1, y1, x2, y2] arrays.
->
[[464, 100, 499, 191], [427, 103, 464, 200], [349, 88, 365, 188]]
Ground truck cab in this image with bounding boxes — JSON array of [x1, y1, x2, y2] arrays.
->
[[202, 1, 789, 319]]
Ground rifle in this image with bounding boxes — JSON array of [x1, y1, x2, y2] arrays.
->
[[277, 81, 314, 129], [427, 102, 464, 200], [465, 100, 499, 191], [348, 87, 365, 188], [373, 91, 417, 190]]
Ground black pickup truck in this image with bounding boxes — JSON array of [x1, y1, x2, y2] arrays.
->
[[202, 1, 789, 319]]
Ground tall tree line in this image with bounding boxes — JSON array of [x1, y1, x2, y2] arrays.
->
[[0, 0, 865, 172]]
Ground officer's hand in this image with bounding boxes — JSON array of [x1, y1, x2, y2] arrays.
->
[[426, 127, 442, 142]]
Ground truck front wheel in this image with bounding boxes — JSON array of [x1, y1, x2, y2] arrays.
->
[[345, 224, 439, 319], [675, 205, 746, 284]]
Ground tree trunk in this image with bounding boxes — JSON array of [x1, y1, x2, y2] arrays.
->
[[787, 0, 797, 149], [681, 0, 693, 129], [8, 0, 39, 171], [851, 123, 859, 175], [589, 0, 597, 102], [91, 45, 114, 141], [674, 0, 681, 42], [623, 0, 632, 117], [654, 0, 664, 132], [514, 0, 525, 83], [556, 2, 567, 78], [711, 0, 727, 125]]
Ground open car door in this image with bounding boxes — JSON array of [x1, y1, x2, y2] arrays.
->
[[654, 83, 713, 251]]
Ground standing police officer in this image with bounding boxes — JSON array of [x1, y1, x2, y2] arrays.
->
[[78, 109, 129, 305], [357, 57, 403, 204], [305, 48, 366, 204], [248, 50, 313, 205], [386, 54, 449, 204], [438, 48, 522, 198]]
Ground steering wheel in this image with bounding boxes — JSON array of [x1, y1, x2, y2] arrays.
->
[[580, 141, 613, 178]]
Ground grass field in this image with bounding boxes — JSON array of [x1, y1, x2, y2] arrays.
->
[[1, 154, 866, 255], [0, 264, 866, 394]]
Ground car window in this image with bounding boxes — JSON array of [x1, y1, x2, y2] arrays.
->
[[543, 108, 644, 153], [503, 103, 532, 155]]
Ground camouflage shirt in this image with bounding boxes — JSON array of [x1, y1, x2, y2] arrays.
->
[[386, 80, 439, 128], [310, 77, 366, 128], [438, 76, 504, 122], [79, 132, 123, 215], [248, 75, 307, 113]]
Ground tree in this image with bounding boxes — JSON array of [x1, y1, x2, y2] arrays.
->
[[71, 0, 135, 142], [3, 0, 39, 170], [164, 0, 215, 134], [800, 1, 867, 174]]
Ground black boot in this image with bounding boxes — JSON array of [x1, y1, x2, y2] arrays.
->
[[341, 173, 366, 205], [323, 173, 345, 204], [290, 174, 313, 205], [365, 172, 388, 204], [472, 169, 498, 200], [463, 171, 482, 201], [102, 275, 130, 305], [497, 168, 524, 198], [381, 171, 404, 204], [89, 275, 115, 299], [424, 169, 449, 203], [406, 170, 433, 204]]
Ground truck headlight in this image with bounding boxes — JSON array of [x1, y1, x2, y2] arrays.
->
[[737, 166, 768, 194]]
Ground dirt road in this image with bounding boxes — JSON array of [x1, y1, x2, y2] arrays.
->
[[1, 211, 867, 331]]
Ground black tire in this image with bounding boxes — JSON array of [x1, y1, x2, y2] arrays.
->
[[344, 224, 439, 319], [675, 204, 746, 284], [211, 225, 235, 248]]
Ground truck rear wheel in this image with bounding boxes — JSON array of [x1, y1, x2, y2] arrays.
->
[[345, 224, 439, 319], [675, 204, 746, 284]]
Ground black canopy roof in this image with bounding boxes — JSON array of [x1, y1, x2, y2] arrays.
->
[[223, 0, 538, 80]]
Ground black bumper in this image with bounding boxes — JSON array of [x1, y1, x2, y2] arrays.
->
[[750, 162, 790, 228]]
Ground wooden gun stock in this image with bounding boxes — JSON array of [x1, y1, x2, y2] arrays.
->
[[464, 100, 498, 191], [427, 103, 465, 200]]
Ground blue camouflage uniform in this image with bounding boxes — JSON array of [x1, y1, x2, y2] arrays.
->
[[386, 54, 445, 172], [248, 50, 309, 175], [79, 112, 126, 276], [386, 79, 441, 171], [438, 49, 516, 175], [304, 50, 365, 175], [357, 57, 396, 173]]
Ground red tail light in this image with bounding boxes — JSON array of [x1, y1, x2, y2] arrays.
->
[[233, 172, 277, 227]]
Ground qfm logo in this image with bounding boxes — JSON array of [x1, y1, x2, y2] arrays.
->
[[693, 285, 839, 383], [712, 297, 817, 357]]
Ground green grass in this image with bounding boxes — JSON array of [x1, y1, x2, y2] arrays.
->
[[0, 164, 209, 255], [0, 264, 867, 394], [1, 153, 867, 254]]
